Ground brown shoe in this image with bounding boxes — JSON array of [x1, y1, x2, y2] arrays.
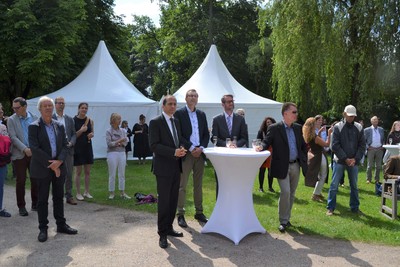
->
[[67, 198, 77, 205], [311, 194, 323, 203]]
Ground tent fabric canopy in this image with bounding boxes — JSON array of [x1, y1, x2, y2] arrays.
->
[[27, 40, 159, 158], [174, 45, 282, 142]]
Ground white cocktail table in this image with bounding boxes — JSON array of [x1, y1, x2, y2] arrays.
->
[[202, 147, 270, 245], [383, 145, 400, 156]]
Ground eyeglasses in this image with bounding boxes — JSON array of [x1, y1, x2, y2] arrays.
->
[[12, 106, 22, 110], [225, 100, 234, 104], [55, 102, 65, 105], [291, 111, 298, 114]]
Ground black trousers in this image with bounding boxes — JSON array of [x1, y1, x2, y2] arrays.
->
[[35, 173, 66, 231], [156, 170, 180, 236]]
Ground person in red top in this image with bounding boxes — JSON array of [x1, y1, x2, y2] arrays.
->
[[257, 117, 276, 193]]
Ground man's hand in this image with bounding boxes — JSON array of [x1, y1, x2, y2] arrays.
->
[[255, 145, 264, 152], [24, 148, 32, 157], [345, 158, 356, 167], [175, 147, 187, 157], [191, 147, 202, 158], [48, 160, 63, 177]]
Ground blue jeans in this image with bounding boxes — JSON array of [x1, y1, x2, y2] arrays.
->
[[0, 165, 7, 210], [327, 162, 360, 211]]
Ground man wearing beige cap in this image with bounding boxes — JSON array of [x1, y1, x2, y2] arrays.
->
[[326, 105, 366, 216]]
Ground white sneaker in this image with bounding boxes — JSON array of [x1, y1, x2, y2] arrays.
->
[[121, 193, 131, 200], [83, 192, 93, 199], [76, 194, 84, 201], [108, 194, 115, 200]]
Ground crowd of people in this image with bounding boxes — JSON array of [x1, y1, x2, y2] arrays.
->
[[1, 93, 400, 249]]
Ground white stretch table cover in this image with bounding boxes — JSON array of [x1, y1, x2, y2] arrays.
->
[[383, 145, 400, 156], [202, 147, 270, 245]]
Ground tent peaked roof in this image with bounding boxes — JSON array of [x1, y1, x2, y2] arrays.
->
[[31, 40, 155, 105], [174, 44, 280, 105]]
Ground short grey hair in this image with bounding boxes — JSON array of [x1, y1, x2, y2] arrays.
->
[[37, 96, 54, 110]]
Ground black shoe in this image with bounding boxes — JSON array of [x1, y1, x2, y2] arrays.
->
[[177, 215, 188, 228], [167, 229, 183, 237], [19, 207, 28, 216], [194, 213, 208, 223], [351, 209, 365, 216], [159, 236, 168, 249], [57, 224, 78, 235], [268, 188, 275, 193], [278, 224, 287, 233], [258, 188, 265, 193], [31, 205, 38, 211], [286, 221, 292, 228], [38, 230, 48, 242]]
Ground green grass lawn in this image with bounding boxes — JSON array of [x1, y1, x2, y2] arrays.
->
[[6, 159, 400, 246]]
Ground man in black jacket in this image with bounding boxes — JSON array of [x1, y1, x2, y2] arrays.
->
[[326, 105, 365, 216], [257, 102, 308, 232], [28, 96, 77, 242], [149, 95, 187, 249]]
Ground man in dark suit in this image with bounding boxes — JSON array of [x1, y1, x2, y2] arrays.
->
[[149, 95, 187, 249], [28, 96, 78, 242], [211, 94, 248, 198], [53, 97, 77, 205], [211, 94, 248, 148], [257, 102, 308, 232], [174, 89, 210, 228]]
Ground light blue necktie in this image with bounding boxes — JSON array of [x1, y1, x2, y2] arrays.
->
[[227, 115, 232, 135]]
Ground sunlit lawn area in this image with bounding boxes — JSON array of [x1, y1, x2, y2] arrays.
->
[[7, 158, 400, 246]]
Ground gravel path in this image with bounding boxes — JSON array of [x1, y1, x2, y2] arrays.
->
[[0, 184, 399, 267]]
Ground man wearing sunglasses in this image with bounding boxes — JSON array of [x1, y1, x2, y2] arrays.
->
[[257, 102, 308, 232]]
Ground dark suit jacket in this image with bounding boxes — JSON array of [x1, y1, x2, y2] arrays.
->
[[211, 113, 248, 147], [52, 113, 76, 155], [174, 106, 209, 158], [28, 118, 68, 179], [261, 121, 308, 179], [149, 114, 183, 176]]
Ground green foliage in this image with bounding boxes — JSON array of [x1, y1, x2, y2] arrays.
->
[[246, 38, 273, 98], [0, 0, 86, 104], [128, 0, 269, 101], [0, 0, 130, 112], [262, 0, 400, 122]]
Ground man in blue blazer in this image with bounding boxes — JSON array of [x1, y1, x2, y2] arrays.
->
[[53, 97, 77, 205], [29, 96, 78, 242], [364, 116, 385, 184], [174, 89, 210, 228], [149, 95, 187, 249], [257, 102, 308, 232]]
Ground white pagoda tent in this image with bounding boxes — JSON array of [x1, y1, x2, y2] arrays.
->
[[173, 45, 282, 143], [27, 40, 159, 158]]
